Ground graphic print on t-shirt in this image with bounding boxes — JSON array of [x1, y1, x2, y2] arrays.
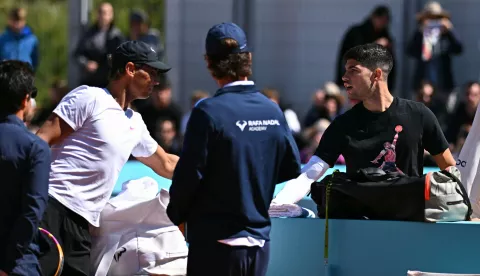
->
[[371, 125, 404, 173]]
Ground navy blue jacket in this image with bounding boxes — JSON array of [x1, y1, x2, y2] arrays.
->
[[167, 84, 301, 242], [0, 114, 51, 275]]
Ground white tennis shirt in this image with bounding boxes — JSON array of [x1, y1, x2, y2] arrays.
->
[[48, 85, 158, 227]]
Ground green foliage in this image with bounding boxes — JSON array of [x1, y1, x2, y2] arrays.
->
[[0, 0, 164, 107]]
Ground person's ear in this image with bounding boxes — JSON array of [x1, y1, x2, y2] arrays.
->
[[125, 62, 136, 77], [20, 94, 29, 109], [374, 68, 383, 82]]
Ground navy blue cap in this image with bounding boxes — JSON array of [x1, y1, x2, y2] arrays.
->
[[112, 40, 170, 72], [205, 22, 249, 57]]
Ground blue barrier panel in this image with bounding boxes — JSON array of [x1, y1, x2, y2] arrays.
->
[[268, 218, 480, 276]]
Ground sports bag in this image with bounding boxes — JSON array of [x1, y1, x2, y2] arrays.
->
[[311, 166, 472, 222]]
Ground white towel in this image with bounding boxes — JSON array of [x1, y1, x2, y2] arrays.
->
[[89, 176, 188, 276], [268, 203, 303, 218], [456, 103, 480, 218]]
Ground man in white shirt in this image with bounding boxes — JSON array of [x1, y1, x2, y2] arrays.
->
[[36, 41, 179, 276]]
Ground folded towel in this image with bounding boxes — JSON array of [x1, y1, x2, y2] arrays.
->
[[269, 203, 302, 217], [269, 203, 315, 218]]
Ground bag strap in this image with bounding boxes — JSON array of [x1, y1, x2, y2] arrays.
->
[[324, 169, 339, 271], [441, 169, 473, 220]]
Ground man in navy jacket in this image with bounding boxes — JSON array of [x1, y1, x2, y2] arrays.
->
[[167, 22, 301, 276], [0, 60, 50, 276]]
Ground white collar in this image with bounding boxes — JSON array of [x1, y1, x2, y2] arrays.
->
[[223, 80, 255, 87]]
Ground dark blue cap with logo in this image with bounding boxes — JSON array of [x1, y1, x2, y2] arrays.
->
[[205, 22, 249, 57], [112, 40, 170, 72]]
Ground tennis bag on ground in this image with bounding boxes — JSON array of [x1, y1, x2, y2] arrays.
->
[[310, 166, 472, 222]]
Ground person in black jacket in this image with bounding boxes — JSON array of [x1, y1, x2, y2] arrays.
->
[[74, 2, 125, 88], [166, 22, 302, 276], [335, 5, 396, 91], [406, 1, 463, 97]]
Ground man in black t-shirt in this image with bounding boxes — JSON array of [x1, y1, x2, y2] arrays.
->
[[272, 43, 455, 204]]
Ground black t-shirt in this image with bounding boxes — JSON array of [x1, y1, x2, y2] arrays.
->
[[315, 97, 449, 177]]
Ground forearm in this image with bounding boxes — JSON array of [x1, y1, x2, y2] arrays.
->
[[273, 155, 329, 204], [168, 154, 179, 165]]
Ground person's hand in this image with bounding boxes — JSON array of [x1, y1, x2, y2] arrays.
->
[[375, 37, 389, 47], [86, 60, 98, 72], [0, 270, 8, 276], [441, 18, 453, 32]]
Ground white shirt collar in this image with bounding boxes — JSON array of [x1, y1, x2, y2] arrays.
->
[[223, 80, 255, 87]]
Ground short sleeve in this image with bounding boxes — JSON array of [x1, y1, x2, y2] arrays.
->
[[422, 105, 449, 156], [132, 117, 158, 158], [314, 118, 347, 167], [53, 87, 96, 131]]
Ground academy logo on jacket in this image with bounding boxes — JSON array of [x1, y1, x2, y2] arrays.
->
[[236, 119, 280, 132]]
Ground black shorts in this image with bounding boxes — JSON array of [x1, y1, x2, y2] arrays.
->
[[38, 197, 91, 276]]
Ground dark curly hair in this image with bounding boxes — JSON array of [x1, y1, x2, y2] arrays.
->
[[0, 60, 35, 114], [205, 38, 252, 80]]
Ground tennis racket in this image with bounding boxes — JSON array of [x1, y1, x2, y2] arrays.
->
[[38, 227, 64, 276]]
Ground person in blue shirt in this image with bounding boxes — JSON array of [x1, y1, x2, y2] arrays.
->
[[0, 8, 39, 71], [167, 22, 302, 276], [0, 60, 50, 276]]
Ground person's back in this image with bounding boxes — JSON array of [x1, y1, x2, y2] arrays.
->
[[167, 22, 301, 276], [185, 85, 296, 241], [0, 60, 50, 276]]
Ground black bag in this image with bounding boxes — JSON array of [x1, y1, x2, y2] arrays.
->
[[311, 168, 427, 221]]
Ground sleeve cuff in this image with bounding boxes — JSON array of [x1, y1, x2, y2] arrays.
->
[[53, 109, 78, 131]]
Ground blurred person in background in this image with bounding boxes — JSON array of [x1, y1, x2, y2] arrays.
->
[[415, 80, 448, 132], [300, 119, 346, 164], [74, 2, 125, 88], [262, 88, 301, 134], [0, 7, 39, 71], [304, 82, 343, 127], [322, 93, 344, 122], [180, 90, 209, 135], [303, 88, 326, 128], [155, 119, 182, 156], [0, 60, 49, 276], [407, 1, 463, 98], [135, 77, 183, 138], [446, 81, 480, 147], [128, 9, 164, 58], [335, 5, 396, 91]]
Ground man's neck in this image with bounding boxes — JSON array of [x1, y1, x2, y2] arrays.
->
[[107, 81, 130, 110], [217, 76, 248, 88], [362, 85, 394, 112], [15, 110, 24, 122]]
